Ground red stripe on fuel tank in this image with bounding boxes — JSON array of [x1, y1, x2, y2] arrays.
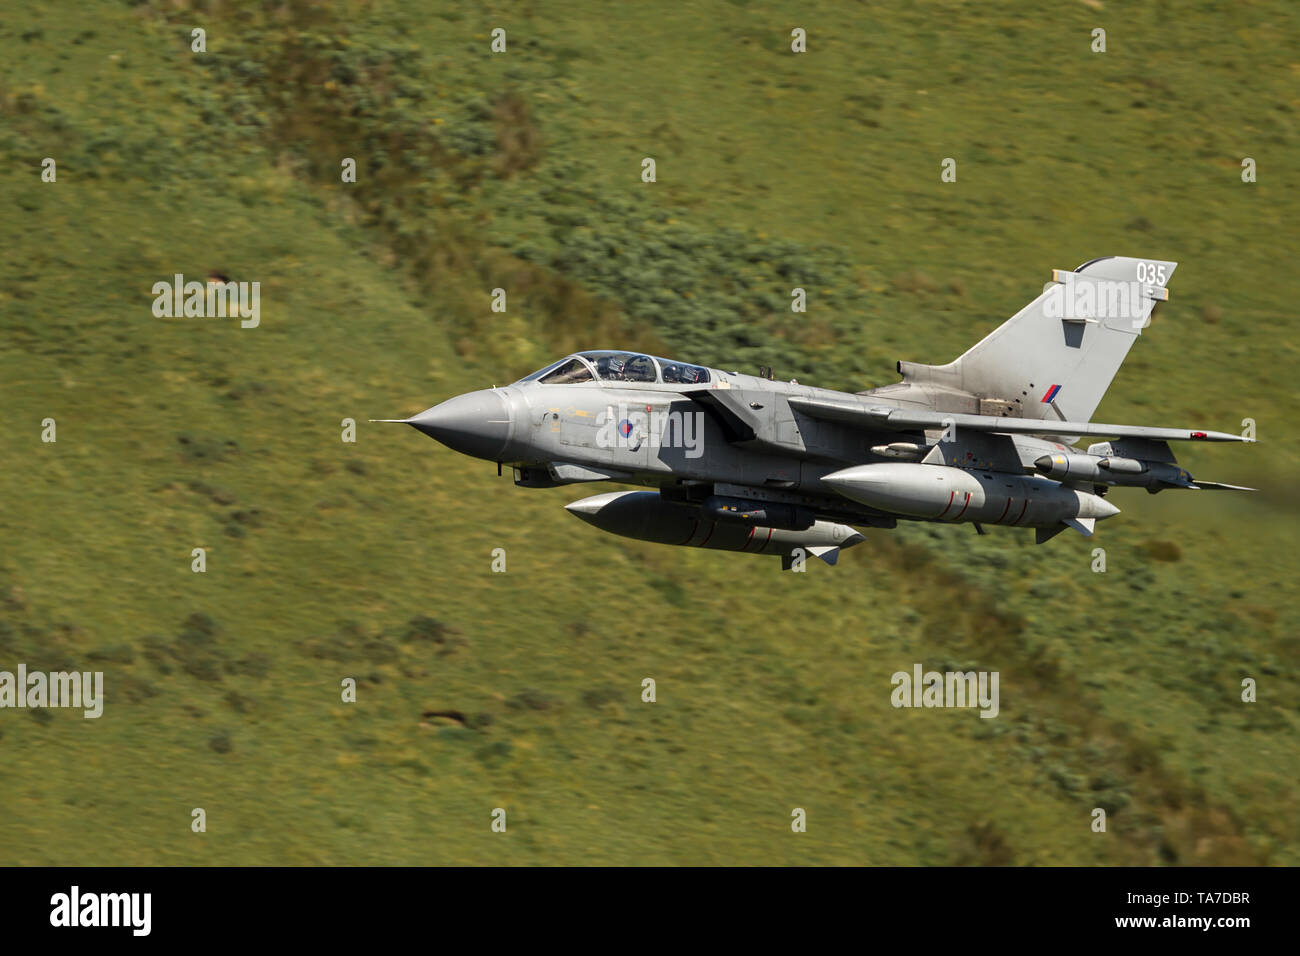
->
[[676, 519, 699, 546], [953, 492, 972, 520], [937, 490, 956, 518], [697, 521, 716, 548], [1013, 499, 1030, 525], [756, 527, 774, 553], [996, 498, 1012, 523], [741, 526, 757, 552]]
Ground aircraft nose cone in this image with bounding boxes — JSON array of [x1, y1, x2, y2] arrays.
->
[[408, 389, 511, 461]]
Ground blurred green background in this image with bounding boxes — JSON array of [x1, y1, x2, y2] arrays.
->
[[0, 0, 1295, 864]]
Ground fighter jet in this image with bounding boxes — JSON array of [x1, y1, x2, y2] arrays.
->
[[377, 257, 1254, 568]]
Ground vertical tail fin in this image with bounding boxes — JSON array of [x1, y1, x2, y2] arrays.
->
[[896, 257, 1176, 423]]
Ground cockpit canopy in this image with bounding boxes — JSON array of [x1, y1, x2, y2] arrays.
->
[[580, 350, 658, 382], [517, 351, 712, 386]]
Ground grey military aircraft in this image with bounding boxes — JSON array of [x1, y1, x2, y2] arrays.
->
[[377, 257, 1254, 568]]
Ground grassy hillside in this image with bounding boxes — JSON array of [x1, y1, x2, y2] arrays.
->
[[0, 0, 1295, 864]]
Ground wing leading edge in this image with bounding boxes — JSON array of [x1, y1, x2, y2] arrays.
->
[[786, 396, 1252, 444]]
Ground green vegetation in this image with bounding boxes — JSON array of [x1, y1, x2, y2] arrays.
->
[[0, 0, 1295, 864]]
